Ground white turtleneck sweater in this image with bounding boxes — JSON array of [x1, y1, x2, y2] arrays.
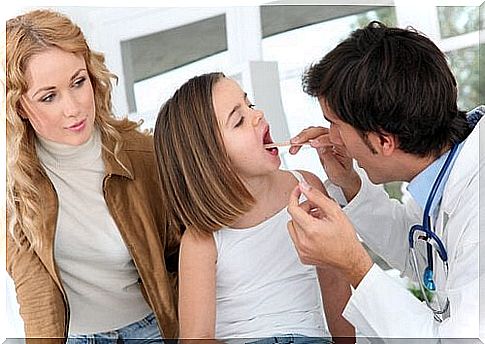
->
[[36, 129, 152, 335]]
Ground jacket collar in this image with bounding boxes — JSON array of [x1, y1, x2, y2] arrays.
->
[[101, 130, 135, 180]]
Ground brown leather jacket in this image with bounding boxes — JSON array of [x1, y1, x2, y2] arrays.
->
[[7, 127, 180, 342]]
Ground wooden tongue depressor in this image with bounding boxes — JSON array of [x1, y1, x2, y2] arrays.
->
[[263, 140, 310, 149]]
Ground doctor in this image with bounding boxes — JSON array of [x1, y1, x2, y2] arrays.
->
[[287, 21, 483, 338]]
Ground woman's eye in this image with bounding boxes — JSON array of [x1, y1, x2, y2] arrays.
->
[[73, 77, 86, 87], [235, 116, 244, 128], [41, 94, 54, 103]]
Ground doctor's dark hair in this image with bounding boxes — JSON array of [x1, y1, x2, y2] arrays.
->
[[302, 21, 471, 157], [153, 72, 255, 236]]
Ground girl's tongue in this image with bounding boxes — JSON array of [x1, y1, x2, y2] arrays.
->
[[266, 146, 279, 156], [263, 130, 278, 156]]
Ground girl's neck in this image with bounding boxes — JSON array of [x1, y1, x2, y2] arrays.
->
[[243, 171, 278, 203], [229, 170, 294, 229]]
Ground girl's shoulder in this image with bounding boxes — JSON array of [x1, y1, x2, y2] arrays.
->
[[290, 169, 328, 196], [181, 227, 217, 257]]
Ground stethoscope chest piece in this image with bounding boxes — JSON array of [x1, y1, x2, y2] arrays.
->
[[408, 144, 459, 321]]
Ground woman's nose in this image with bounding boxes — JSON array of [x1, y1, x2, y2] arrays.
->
[[63, 94, 81, 118]]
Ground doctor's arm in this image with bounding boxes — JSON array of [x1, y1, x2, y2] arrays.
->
[[342, 200, 480, 338], [287, 179, 481, 338]]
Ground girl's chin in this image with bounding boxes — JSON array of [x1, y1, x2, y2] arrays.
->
[[268, 154, 282, 168]]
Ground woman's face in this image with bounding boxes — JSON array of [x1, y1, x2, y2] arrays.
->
[[21, 47, 96, 146], [212, 77, 281, 179]]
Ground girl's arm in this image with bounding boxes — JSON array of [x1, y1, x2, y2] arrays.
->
[[178, 228, 217, 339], [299, 171, 355, 343], [317, 265, 355, 343]]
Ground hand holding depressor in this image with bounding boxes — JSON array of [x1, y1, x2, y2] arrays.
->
[[290, 126, 361, 201], [287, 180, 373, 288]]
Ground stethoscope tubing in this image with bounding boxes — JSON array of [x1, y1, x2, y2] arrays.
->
[[406, 144, 458, 320], [408, 143, 459, 261]]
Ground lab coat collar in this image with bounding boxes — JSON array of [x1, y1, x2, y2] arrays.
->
[[440, 115, 483, 216]]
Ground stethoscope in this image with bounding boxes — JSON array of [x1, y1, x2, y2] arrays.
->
[[408, 143, 459, 322]]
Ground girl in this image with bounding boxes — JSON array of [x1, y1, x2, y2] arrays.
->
[[154, 73, 353, 343]]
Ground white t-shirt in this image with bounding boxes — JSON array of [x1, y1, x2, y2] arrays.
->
[[213, 170, 330, 340]]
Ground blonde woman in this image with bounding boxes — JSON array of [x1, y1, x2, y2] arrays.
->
[[6, 10, 179, 343]]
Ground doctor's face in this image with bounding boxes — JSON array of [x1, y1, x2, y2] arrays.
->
[[319, 98, 390, 184], [21, 47, 96, 146]]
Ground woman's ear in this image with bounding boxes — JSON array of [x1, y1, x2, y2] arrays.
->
[[18, 109, 29, 120], [18, 97, 30, 120]]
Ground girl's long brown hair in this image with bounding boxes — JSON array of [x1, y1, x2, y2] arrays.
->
[[154, 73, 254, 235]]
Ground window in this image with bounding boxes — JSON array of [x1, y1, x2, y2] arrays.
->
[[122, 13, 227, 116], [262, 7, 397, 179], [446, 45, 481, 111], [132, 51, 230, 130], [437, 6, 481, 38], [436, 6, 482, 111]]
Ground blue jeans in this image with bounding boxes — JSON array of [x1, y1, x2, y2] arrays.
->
[[67, 312, 164, 343], [245, 334, 333, 344]]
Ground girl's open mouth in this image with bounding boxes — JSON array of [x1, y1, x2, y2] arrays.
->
[[263, 127, 278, 156]]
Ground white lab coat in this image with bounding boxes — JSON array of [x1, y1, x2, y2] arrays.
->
[[325, 116, 483, 340]]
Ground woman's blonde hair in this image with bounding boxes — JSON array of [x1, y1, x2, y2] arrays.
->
[[6, 9, 139, 249], [154, 73, 255, 236]]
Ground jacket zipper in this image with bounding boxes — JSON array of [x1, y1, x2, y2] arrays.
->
[[102, 173, 165, 337], [46, 178, 71, 341]]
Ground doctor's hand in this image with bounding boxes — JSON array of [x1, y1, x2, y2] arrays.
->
[[287, 180, 373, 288], [289, 126, 361, 201]]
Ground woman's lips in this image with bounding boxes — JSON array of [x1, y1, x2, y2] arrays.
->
[[66, 119, 86, 132]]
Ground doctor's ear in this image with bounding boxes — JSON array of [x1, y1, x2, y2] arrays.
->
[[378, 132, 397, 156]]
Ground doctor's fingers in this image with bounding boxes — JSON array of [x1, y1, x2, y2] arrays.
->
[[288, 185, 342, 236], [298, 199, 324, 219], [287, 220, 307, 264], [308, 133, 333, 149], [315, 143, 350, 165], [288, 185, 316, 227], [287, 219, 323, 266], [289, 126, 329, 155], [292, 126, 329, 143], [297, 181, 342, 219]]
